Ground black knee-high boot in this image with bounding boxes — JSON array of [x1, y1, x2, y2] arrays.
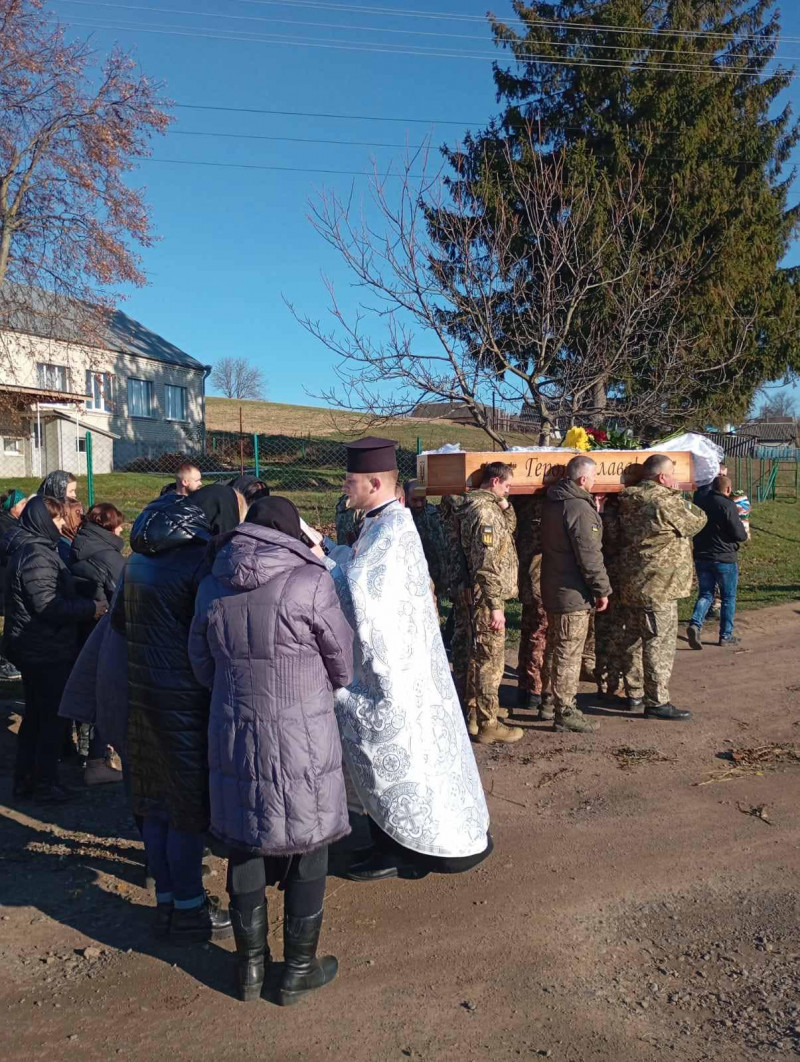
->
[[278, 909, 337, 1006], [230, 902, 269, 1002]]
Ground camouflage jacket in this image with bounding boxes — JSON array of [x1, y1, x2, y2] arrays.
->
[[599, 494, 624, 590], [335, 494, 364, 547], [439, 494, 469, 596], [411, 503, 448, 597], [460, 490, 519, 611], [616, 481, 708, 606], [512, 495, 544, 604]]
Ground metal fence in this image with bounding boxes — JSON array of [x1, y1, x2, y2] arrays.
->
[[0, 420, 795, 530], [119, 430, 420, 492]]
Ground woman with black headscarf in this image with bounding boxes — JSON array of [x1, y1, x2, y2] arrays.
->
[[37, 470, 77, 502], [189, 497, 353, 1004], [121, 484, 244, 946], [4, 496, 103, 802]]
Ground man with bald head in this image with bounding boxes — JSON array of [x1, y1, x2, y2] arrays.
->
[[615, 454, 707, 721], [540, 455, 611, 734]]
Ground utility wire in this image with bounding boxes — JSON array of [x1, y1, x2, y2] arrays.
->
[[51, 0, 800, 62], [170, 103, 798, 145], [236, 0, 800, 46], [173, 129, 426, 148], [169, 130, 800, 167], [60, 15, 798, 78], [173, 102, 475, 125], [140, 156, 800, 200], [142, 156, 427, 176]]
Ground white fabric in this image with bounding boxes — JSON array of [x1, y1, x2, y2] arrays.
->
[[328, 500, 490, 858], [420, 442, 463, 455], [650, 432, 723, 486]]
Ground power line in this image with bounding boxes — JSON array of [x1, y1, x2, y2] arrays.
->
[[174, 102, 475, 125], [236, 0, 800, 46], [60, 15, 798, 78], [141, 155, 800, 192], [169, 129, 800, 168], [173, 128, 425, 148], [142, 156, 426, 177], [51, 0, 800, 62]]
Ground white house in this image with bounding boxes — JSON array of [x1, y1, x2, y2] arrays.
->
[[0, 291, 210, 478]]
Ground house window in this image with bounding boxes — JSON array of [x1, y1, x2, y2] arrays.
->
[[164, 384, 187, 422], [128, 378, 153, 418], [37, 362, 69, 392], [76, 437, 87, 453], [3, 438, 22, 456], [86, 371, 113, 412]]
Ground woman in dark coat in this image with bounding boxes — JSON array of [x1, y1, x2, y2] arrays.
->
[[123, 484, 243, 945], [68, 503, 127, 785], [70, 503, 126, 606], [0, 489, 28, 680], [4, 496, 103, 802], [189, 496, 354, 1004]]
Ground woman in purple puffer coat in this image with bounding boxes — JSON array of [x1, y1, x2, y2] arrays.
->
[[189, 496, 353, 1006]]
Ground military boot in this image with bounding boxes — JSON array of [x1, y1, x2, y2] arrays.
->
[[464, 707, 478, 737], [644, 703, 691, 721], [538, 694, 555, 722], [553, 707, 595, 734], [474, 720, 524, 744]]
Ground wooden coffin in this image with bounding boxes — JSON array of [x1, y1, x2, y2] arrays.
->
[[416, 449, 695, 495]]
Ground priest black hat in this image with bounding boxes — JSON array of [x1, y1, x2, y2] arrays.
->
[[346, 437, 399, 474]]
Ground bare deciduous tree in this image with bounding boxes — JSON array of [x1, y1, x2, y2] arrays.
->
[[290, 143, 756, 447], [210, 356, 267, 401], [0, 0, 171, 369], [755, 391, 797, 420]]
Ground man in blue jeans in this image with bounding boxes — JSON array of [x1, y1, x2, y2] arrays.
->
[[687, 474, 748, 648]]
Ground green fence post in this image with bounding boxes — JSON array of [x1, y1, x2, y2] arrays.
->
[[85, 431, 94, 507], [253, 434, 260, 479], [417, 436, 422, 456]]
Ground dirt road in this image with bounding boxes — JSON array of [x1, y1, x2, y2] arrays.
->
[[1, 604, 799, 1061]]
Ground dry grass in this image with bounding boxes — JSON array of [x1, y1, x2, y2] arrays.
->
[[206, 397, 534, 451]]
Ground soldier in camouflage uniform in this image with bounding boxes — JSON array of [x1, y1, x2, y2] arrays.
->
[[439, 493, 470, 707], [335, 492, 364, 546], [460, 462, 523, 745], [405, 480, 448, 600], [594, 494, 644, 709], [512, 495, 548, 709], [615, 454, 707, 720]]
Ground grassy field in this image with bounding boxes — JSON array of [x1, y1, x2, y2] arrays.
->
[[206, 396, 533, 451], [1, 470, 795, 616]]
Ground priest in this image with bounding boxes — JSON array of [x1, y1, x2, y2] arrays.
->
[[326, 437, 492, 882]]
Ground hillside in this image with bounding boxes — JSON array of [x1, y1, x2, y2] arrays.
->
[[205, 397, 534, 451]]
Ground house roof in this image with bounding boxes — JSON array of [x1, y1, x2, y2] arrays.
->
[[411, 400, 490, 419], [46, 408, 119, 439], [0, 382, 87, 405], [0, 287, 207, 372], [739, 420, 798, 443]]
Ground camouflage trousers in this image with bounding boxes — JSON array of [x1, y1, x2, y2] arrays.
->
[[542, 610, 592, 712], [517, 595, 548, 694], [449, 593, 472, 707], [582, 611, 596, 672], [595, 600, 644, 697], [617, 602, 679, 707], [466, 604, 506, 728]]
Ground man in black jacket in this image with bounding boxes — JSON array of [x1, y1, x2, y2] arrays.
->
[[687, 474, 748, 649]]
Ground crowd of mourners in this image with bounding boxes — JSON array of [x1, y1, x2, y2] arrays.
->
[[0, 440, 747, 1006]]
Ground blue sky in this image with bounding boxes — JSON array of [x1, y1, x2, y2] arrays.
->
[[51, 0, 800, 412]]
